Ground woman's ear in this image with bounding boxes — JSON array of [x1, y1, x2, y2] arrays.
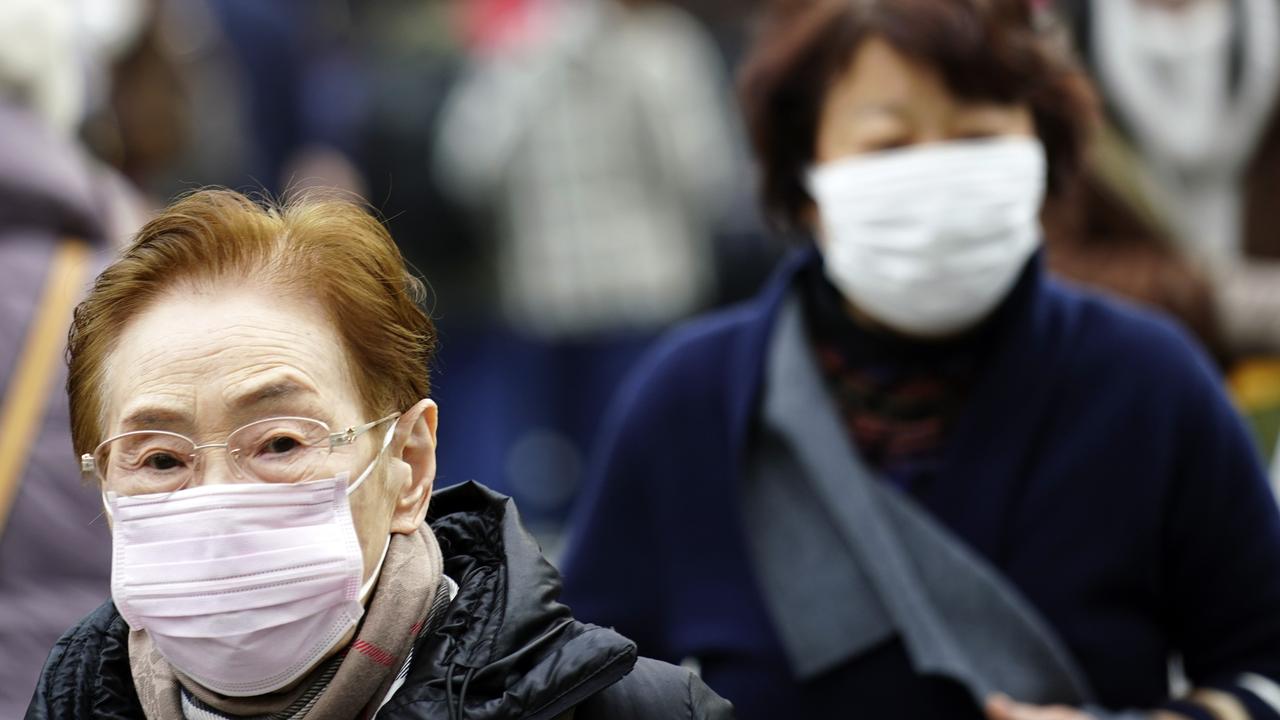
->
[[388, 399, 437, 534]]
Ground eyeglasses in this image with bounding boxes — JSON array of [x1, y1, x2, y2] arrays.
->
[[83, 414, 400, 497]]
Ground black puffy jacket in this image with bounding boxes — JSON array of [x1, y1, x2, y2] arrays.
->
[[25, 482, 733, 720]]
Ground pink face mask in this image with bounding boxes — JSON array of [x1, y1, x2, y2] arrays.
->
[[106, 427, 394, 697]]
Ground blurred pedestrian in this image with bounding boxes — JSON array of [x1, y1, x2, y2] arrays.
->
[[0, 0, 147, 715], [436, 0, 735, 338], [1055, 0, 1280, 355], [431, 0, 738, 527], [562, 1, 1280, 718]]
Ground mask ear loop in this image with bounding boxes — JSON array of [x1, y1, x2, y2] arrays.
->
[[349, 415, 399, 603], [359, 534, 392, 604]]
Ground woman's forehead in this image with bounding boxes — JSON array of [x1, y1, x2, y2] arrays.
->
[[103, 286, 358, 428]]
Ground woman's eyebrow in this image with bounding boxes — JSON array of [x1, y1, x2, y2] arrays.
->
[[226, 379, 335, 425], [229, 380, 315, 409], [222, 366, 320, 407], [118, 406, 188, 432]]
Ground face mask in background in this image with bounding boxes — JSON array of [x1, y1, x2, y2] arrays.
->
[[107, 424, 395, 697], [807, 136, 1047, 338]]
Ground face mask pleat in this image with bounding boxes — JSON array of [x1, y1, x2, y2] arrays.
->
[[115, 554, 357, 620], [111, 477, 342, 519], [118, 520, 342, 567], [119, 543, 353, 590], [133, 586, 360, 637]]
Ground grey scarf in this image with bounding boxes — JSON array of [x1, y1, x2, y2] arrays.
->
[[744, 297, 1141, 717]]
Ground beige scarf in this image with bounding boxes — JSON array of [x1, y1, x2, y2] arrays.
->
[[129, 525, 445, 719]]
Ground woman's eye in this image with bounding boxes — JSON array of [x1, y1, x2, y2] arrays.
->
[[866, 138, 911, 153], [143, 453, 185, 471], [261, 435, 303, 455], [853, 130, 911, 154], [956, 130, 998, 141]]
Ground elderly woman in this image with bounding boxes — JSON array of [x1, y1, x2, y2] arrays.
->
[[25, 190, 732, 720], [561, 1, 1280, 719]]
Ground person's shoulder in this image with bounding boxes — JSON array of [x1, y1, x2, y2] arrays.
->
[[43, 600, 124, 663], [647, 299, 764, 371], [596, 304, 751, 432], [576, 659, 734, 720], [1045, 278, 1219, 391], [630, 251, 805, 393], [27, 601, 134, 719], [627, 295, 772, 396]]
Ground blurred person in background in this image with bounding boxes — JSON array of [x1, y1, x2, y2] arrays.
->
[[0, 0, 148, 716], [79, 0, 369, 203], [354, 0, 483, 317], [355, 0, 525, 522], [26, 189, 732, 720], [81, 0, 248, 200], [562, 1, 1280, 718], [1055, 0, 1280, 355], [198, 0, 369, 197], [1050, 0, 1280, 476], [430, 0, 738, 535]]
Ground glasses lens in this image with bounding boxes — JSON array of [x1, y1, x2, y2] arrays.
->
[[229, 418, 332, 484], [98, 432, 196, 496]]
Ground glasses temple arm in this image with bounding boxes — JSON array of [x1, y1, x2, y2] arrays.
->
[[328, 413, 401, 449]]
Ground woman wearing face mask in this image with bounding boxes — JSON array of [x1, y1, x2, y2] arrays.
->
[[24, 190, 733, 720], [561, 1, 1280, 719]]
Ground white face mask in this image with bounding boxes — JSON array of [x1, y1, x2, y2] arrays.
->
[[106, 424, 395, 697], [806, 137, 1047, 337]]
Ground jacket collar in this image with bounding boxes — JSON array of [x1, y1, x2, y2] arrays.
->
[[388, 481, 638, 720]]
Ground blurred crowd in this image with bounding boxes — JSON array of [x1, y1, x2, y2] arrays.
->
[[3, 0, 1280, 717], [0, 0, 779, 539]]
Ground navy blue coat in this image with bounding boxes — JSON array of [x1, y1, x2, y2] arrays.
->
[[561, 251, 1280, 719]]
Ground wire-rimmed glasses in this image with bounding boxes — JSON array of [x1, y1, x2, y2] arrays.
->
[[83, 413, 400, 497]]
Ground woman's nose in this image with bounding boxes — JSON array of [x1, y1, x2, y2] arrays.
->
[[190, 446, 244, 487]]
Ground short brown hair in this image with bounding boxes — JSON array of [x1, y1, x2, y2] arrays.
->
[[67, 189, 437, 456], [740, 0, 1096, 231]]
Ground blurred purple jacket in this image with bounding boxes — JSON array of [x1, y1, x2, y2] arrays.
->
[[0, 104, 140, 719]]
